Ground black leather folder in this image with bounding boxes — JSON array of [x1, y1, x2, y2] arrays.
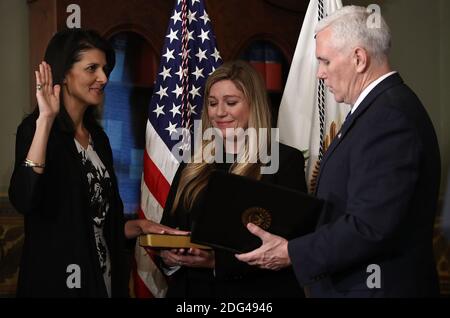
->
[[191, 170, 323, 254]]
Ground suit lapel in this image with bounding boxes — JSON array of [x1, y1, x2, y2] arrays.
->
[[315, 73, 404, 192]]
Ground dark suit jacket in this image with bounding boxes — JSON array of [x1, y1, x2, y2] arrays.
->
[[9, 113, 130, 297], [288, 73, 441, 297], [161, 143, 307, 298]]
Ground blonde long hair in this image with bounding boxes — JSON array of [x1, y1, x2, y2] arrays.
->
[[171, 60, 272, 212]]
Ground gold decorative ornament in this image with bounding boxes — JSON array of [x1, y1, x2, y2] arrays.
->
[[241, 207, 272, 230]]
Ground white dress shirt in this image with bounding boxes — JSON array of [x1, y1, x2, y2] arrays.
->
[[351, 71, 397, 115]]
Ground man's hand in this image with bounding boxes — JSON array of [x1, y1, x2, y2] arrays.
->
[[235, 223, 291, 271]]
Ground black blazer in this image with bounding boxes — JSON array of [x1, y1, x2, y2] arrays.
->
[[288, 73, 441, 297], [161, 143, 307, 298], [9, 113, 129, 297]]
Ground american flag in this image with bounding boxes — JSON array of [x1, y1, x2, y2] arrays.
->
[[133, 0, 222, 298]]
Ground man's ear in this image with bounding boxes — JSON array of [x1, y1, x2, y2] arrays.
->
[[353, 47, 368, 73]]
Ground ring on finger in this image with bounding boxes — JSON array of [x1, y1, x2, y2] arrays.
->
[[37, 84, 42, 91]]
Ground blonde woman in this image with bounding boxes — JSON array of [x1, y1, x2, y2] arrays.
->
[[159, 60, 307, 297]]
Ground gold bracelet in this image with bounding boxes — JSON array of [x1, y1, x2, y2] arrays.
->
[[23, 158, 45, 168]]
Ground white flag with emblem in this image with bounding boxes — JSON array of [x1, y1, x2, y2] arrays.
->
[[277, 0, 349, 193]]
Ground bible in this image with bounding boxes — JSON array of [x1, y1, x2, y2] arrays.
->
[[139, 233, 211, 249]]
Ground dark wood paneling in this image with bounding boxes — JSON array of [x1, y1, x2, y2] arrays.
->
[[205, 0, 305, 62], [28, 0, 307, 109]]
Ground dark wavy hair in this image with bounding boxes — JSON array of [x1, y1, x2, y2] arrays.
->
[[33, 28, 115, 133]]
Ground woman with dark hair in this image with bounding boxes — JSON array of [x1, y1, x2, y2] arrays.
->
[[9, 28, 184, 297]]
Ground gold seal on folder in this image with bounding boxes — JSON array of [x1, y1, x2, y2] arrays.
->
[[241, 207, 272, 230]]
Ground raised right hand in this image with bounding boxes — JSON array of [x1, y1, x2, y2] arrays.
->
[[35, 61, 60, 119]]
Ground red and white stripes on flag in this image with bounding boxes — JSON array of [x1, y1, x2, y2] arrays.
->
[[134, 0, 222, 298], [277, 0, 349, 194]]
